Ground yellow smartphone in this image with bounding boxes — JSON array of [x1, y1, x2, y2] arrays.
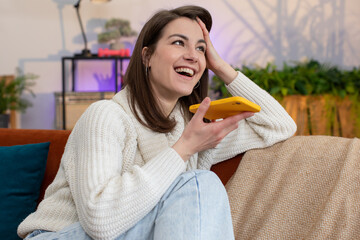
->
[[189, 96, 261, 120]]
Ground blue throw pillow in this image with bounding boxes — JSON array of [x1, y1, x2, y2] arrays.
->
[[0, 142, 50, 240]]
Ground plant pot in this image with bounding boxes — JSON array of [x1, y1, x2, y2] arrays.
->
[[110, 41, 125, 50], [277, 95, 360, 138], [0, 114, 10, 128]]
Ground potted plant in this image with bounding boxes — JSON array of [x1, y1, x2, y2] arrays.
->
[[97, 18, 137, 50], [0, 68, 37, 128], [210, 59, 360, 138]]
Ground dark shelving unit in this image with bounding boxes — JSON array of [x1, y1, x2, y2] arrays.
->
[[61, 55, 130, 130]]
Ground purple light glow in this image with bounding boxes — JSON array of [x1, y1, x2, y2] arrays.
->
[[74, 59, 129, 92]]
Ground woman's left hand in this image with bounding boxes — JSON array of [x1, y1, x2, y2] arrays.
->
[[197, 17, 237, 85]]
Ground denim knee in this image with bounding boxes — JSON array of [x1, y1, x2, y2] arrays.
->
[[178, 170, 223, 189], [158, 169, 229, 210], [192, 170, 228, 197], [192, 169, 222, 183]]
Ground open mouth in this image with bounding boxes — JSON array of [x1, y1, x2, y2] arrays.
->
[[175, 67, 195, 77]]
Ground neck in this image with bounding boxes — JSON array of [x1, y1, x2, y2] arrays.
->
[[156, 96, 178, 117], [150, 83, 179, 117]]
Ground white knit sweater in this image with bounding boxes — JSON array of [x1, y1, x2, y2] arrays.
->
[[18, 72, 296, 240]]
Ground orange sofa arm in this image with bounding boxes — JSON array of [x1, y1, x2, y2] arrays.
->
[[210, 154, 243, 185]]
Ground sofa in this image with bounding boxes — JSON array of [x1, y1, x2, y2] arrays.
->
[[0, 128, 243, 240], [3, 128, 359, 240]]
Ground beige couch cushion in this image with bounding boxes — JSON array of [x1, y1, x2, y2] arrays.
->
[[226, 136, 360, 239]]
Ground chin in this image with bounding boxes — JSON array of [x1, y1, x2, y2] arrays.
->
[[179, 88, 195, 97], [171, 84, 193, 97]]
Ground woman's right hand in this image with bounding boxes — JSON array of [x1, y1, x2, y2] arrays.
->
[[172, 97, 254, 161]]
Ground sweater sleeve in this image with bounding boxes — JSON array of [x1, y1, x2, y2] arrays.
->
[[198, 71, 297, 169], [66, 100, 186, 240]]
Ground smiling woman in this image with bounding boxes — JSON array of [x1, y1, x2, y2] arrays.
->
[[18, 5, 297, 240], [125, 6, 213, 133], [142, 17, 207, 116]]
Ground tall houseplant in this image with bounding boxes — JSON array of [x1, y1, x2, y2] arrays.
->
[[0, 68, 37, 128]]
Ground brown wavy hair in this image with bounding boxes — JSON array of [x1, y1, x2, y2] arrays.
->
[[123, 5, 212, 133]]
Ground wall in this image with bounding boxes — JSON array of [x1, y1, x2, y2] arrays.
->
[[0, 0, 359, 129]]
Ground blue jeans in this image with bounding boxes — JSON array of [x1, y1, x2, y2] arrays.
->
[[25, 170, 234, 240]]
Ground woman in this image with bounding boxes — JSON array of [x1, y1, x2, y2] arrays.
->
[[18, 5, 296, 240]]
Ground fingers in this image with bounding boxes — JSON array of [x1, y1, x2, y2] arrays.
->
[[213, 111, 255, 136], [192, 97, 211, 121], [196, 17, 223, 72], [229, 111, 255, 121], [196, 17, 210, 38], [175, 107, 255, 160], [196, 17, 212, 51], [223, 112, 255, 127], [192, 111, 255, 150]]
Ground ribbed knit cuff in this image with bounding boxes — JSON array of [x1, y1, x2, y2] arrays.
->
[[142, 148, 186, 191]]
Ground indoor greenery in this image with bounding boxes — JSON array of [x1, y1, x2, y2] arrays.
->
[[0, 68, 37, 115], [97, 18, 137, 49], [210, 59, 360, 137], [211, 59, 360, 99]]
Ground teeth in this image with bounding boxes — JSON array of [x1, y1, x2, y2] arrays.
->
[[175, 67, 194, 77]]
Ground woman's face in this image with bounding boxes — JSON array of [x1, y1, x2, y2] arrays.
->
[[145, 17, 207, 104]]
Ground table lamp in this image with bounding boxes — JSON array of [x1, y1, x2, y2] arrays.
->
[[74, 0, 111, 56]]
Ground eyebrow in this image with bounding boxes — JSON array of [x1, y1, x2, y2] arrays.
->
[[168, 34, 206, 45]]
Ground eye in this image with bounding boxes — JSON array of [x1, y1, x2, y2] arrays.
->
[[172, 40, 184, 46], [196, 45, 206, 53]]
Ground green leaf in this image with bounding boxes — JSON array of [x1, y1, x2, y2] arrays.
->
[[346, 84, 355, 94], [339, 90, 346, 98], [270, 86, 281, 95], [281, 87, 288, 96], [295, 81, 308, 95]]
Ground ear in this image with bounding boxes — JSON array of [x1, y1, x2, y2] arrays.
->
[[142, 47, 151, 67]]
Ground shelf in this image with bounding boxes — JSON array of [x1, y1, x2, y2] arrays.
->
[[61, 55, 130, 130]]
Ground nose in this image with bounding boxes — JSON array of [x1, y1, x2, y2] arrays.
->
[[183, 48, 199, 62]]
